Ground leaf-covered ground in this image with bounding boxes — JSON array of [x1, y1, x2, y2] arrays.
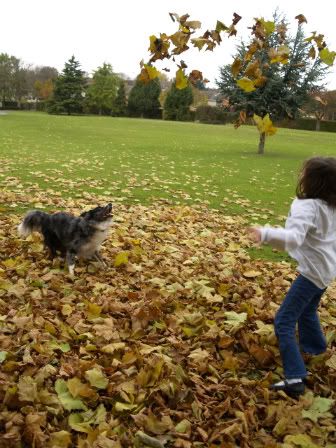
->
[[1, 189, 336, 447]]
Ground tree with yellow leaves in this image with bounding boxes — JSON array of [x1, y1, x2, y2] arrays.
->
[[216, 15, 328, 153]]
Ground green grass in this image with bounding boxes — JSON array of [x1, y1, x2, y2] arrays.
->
[[1, 111, 335, 261]]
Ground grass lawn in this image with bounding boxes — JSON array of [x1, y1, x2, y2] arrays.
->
[[1, 111, 335, 261], [1, 116, 336, 447]]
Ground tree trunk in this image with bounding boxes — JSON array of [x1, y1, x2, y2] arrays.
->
[[316, 120, 321, 131], [99, 108, 102, 116], [258, 132, 266, 154]]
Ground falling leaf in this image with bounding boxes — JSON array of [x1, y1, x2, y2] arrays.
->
[[253, 113, 277, 136], [176, 68, 189, 89], [236, 77, 256, 92], [295, 14, 308, 24], [231, 58, 243, 78], [319, 48, 336, 66]]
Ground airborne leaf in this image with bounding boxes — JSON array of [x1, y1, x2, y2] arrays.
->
[[216, 20, 229, 32], [236, 77, 256, 92], [176, 68, 189, 89], [253, 113, 277, 136], [319, 48, 336, 66], [295, 14, 308, 24], [231, 58, 243, 78]]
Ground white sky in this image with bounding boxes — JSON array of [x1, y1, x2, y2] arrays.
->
[[1, 0, 335, 89]]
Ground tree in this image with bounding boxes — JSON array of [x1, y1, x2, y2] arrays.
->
[[163, 82, 193, 121], [86, 63, 119, 115], [47, 56, 85, 115], [0, 53, 26, 104], [303, 90, 336, 128], [34, 79, 54, 101], [127, 78, 161, 118], [217, 18, 328, 153], [111, 81, 127, 116]]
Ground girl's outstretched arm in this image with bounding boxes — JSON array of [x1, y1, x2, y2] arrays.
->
[[248, 199, 316, 252]]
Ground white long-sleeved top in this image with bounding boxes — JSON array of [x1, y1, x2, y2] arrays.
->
[[260, 198, 336, 289]]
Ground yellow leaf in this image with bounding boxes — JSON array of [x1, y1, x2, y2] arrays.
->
[[61, 304, 73, 316], [114, 251, 129, 267], [85, 367, 108, 389], [144, 64, 161, 80], [86, 302, 102, 319], [319, 48, 336, 66], [243, 270, 262, 278], [284, 433, 320, 448], [231, 58, 242, 78], [269, 45, 290, 64], [236, 77, 256, 92], [259, 19, 275, 35], [253, 113, 277, 136], [48, 431, 72, 448], [176, 68, 188, 89], [326, 354, 336, 369]]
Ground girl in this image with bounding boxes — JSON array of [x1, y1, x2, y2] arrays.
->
[[249, 157, 336, 397]]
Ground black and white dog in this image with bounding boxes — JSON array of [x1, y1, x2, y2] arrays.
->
[[18, 204, 113, 276]]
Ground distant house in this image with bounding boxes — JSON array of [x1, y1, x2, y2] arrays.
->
[[204, 88, 228, 107]]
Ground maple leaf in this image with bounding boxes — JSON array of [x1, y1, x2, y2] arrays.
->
[[55, 379, 87, 411], [319, 48, 336, 66], [253, 113, 277, 136], [48, 431, 72, 448], [176, 68, 188, 89], [295, 14, 308, 24], [223, 311, 247, 331], [302, 393, 334, 423], [284, 434, 320, 448], [85, 367, 109, 389], [114, 251, 129, 267], [216, 20, 229, 33], [231, 58, 243, 78], [269, 45, 290, 64], [236, 77, 256, 92]]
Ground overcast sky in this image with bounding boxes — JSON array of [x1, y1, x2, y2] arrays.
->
[[1, 0, 335, 89]]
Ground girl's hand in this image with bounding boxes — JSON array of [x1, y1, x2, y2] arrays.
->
[[247, 227, 262, 244]]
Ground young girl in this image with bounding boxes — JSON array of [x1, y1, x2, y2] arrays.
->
[[249, 157, 336, 397]]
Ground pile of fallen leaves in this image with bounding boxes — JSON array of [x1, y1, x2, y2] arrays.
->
[[1, 198, 336, 448]]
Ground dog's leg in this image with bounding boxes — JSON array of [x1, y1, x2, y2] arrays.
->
[[93, 251, 107, 268], [66, 251, 76, 276]]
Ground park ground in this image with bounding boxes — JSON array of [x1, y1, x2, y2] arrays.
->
[[0, 112, 336, 447]]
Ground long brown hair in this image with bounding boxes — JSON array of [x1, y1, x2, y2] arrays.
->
[[296, 157, 336, 207]]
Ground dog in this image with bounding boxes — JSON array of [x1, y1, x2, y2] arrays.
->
[[18, 204, 113, 276]]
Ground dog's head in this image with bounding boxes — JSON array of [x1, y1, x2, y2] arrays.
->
[[81, 203, 113, 223]]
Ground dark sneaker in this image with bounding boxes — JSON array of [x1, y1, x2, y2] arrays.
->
[[269, 380, 305, 398]]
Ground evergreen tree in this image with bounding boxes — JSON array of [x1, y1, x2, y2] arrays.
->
[[86, 63, 119, 115], [111, 81, 127, 116], [163, 82, 193, 121], [217, 18, 328, 153], [127, 78, 161, 119], [47, 56, 85, 115]]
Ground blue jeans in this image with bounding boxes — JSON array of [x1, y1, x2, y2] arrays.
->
[[274, 274, 327, 379]]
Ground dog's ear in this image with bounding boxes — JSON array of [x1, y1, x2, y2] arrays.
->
[[106, 203, 112, 212]]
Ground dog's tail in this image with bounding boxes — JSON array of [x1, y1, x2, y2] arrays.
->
[[18, 211, 48, 237]]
